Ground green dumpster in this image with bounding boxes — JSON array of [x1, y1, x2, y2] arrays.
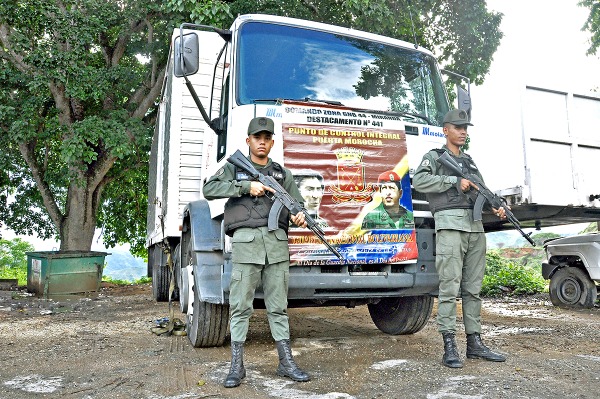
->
[[27, 251, 109, 297]]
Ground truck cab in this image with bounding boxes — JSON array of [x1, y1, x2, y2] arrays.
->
[[147, 14, 469, 347]]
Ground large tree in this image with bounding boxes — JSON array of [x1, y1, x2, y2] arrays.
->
[[0, 0, 501, 256]]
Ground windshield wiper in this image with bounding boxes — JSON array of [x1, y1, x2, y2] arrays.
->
[[253, 97, 344, 106]]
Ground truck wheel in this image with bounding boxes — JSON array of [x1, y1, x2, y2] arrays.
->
[[152, 245, 179, 302], [186, 278, 229, 347], [549, 267, 597, 309], [151, 246, 170, 302], [184, 239, 229, 347], [368, 295, 434, 335], [177, 242, 190, 313]]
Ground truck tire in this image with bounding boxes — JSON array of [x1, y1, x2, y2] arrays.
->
[[368, 295, 434, 335], [176, 242, 190, 313], [151, 245, 179, 302], [151, 245, 169, 302], [184, 237, 229, 347], [186, 276, 229, 347], [549, 267, 597, 309]]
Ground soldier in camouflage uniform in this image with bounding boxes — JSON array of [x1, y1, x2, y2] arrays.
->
[[413, 109, 507, 368], [362, 170, 414, 230], [202, 117, 310, 387]]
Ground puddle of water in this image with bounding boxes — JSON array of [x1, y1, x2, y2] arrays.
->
[[147, 393, 200, 399], [208, 362, 355, 399], [427, 375, 483, 399], [3, 375, 63, 393], [262, 379, 355, 399], [370, 359, 408, 370], [483, 302, 556, 319], [577, 354, 600, 362], [485, 326, 553, 336]]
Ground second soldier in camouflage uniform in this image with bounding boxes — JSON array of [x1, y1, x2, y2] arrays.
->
[[413, 109, 507, 368]]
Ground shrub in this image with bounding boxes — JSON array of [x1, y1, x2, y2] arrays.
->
[[102, 275, 152, 285], [482, 251, 546, 297], [0, 238, 35, 286]]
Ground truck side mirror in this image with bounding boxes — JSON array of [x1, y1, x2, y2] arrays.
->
[[457, 85, 472, 119], [174, 33, 199, 77]]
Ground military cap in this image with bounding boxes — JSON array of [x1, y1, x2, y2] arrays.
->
[[443, 109, 473, 126], [247, 117, 275, 135]]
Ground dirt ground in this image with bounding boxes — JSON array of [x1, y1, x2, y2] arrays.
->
[[1, 284, 599, 399]]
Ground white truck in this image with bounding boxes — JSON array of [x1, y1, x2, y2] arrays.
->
[[146, 14, 464, 347], [146, 14, 600, 348], [476, 86, 600, 233]]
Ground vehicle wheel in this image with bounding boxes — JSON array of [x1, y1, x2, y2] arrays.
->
[[171, 245, 180, 302], [151, 246, 170, 302], [368, 295, 434, 335], [549, 267, 597, 309], [152, 245, 179, 302], [178, 242, 190, 313], [185, 239, 229, 347], [186, 277, 229, 347]]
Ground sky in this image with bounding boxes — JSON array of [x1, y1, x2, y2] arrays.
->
[[2, 0, 598, 250]]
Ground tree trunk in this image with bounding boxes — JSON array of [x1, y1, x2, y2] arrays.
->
[[59, 183, 101, 252]]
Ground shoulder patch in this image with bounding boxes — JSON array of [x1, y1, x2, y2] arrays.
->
[[421, 159, 431, 167], [217, 167, 225, 176]]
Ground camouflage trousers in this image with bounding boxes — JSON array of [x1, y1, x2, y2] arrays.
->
[[435, 229, 486, 334], [228, 260, 290, 342]]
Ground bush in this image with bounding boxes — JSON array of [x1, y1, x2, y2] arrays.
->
[[102, 275, 152, 285], [0, 238, 35, 286], [482, 251, 546, 297]]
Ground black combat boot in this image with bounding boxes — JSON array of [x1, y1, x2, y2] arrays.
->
[[466, 333, 506, 362], [441, 333, 464, 368], [275, 339, 310, 382], [223, 341, 246, 388]]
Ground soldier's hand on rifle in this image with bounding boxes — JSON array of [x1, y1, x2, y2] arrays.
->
[[493, 206, 508, 219], [249, 181, 275, 197], [291, 212, 308, 228], [459, 178, 479, 192]]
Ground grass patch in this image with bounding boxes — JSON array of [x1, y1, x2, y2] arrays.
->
[[482, 250, 547, 296], [102, 275, 152, 285]]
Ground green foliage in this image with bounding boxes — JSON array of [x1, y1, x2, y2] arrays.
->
[[482, 250, 547, 297], [102, 275, 152, 285], [1, 0, 502, 255], [530, 232, 561, 247], [164, 0, 232, 27], [0, 238, 35, 286], [0, 1, 190, 251], [580, 0, 600, 55], [581, 222, 599, 233]]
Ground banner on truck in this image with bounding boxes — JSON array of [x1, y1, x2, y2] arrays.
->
[[280, 102, 418, 266]]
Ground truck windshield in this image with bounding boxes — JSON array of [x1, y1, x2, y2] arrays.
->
[[237, 21, 449, 126]]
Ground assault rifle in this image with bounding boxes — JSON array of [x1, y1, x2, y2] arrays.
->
[[437, 151, 536, 246], [227, 150, 344, 260]]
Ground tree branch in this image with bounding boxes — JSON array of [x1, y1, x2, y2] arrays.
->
[[131, 66, 166, 120], [111, 19, 145, 66], [48, 81, 73, 126], [0, 24, 30, 73], [17, 142, 64, 231], [301, 0, 319, 15]]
